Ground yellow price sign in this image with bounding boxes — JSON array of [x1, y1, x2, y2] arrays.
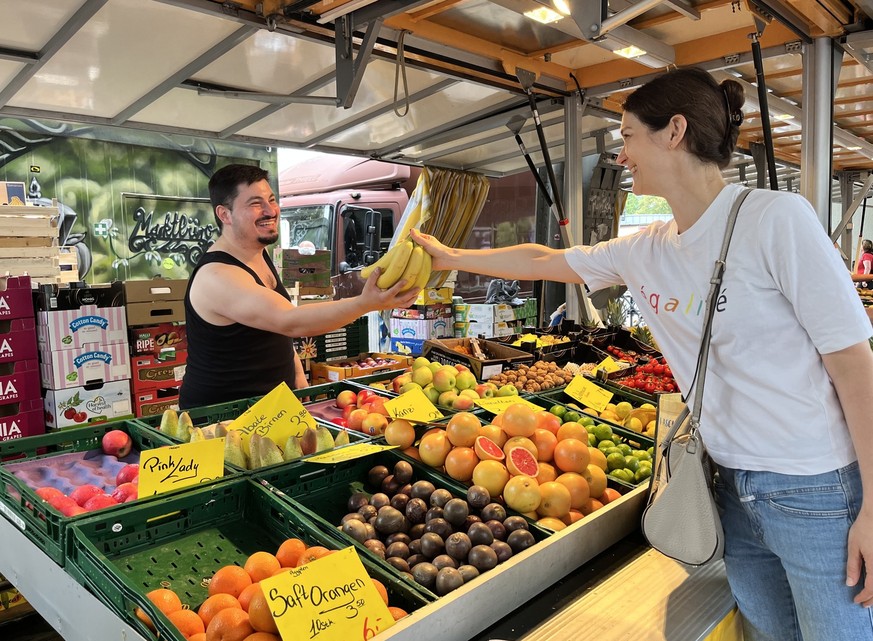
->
[[594, 356, 621, 374], [304, 443, 397, 464], [384, 386, 443, 423], [138, 439, 225, 497], [474, 395, 543, 415], [227, 382, 316, 455], [261, 546, 395, 641], [564, 375, 614, 412]]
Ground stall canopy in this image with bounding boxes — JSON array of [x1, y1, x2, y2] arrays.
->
[[1, 0, 873, 191]]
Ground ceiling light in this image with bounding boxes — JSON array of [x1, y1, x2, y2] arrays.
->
[[552, 0, 571, 15], [595, 24, 674, 67], [524, 6, 564, 24], [773, 114, 794, 121], [614, 45, 646, 59], [848, 146, 862, 150]]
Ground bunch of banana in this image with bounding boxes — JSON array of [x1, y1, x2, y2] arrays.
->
[[359, 236, 432, 291]]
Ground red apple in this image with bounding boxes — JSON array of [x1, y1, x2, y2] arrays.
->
[[474, 384, 495, 399], [83, 494, 118, 512], [330, 417, 349, 428], [342, 404, 356, 421], [367, 396, 389, 417], [102, 430, 132, 458], [115, 464, 140, 486], [356, 390, 374, 408], [454, 364, 470, 373], [335, 390, 358, 409], [70, 484, 105, 507], [35, 487, 65, 502], [48, 495, 76, 512], [111, 483, 138, 503], [60, 502, 87, 517], [347, 408, 369, 432]]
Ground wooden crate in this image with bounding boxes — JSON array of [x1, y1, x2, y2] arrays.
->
[[286, 282, 334, 306], [0, 205, 65, 284]]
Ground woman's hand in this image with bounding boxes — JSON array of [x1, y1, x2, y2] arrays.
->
[[410, 229, 453, 271]]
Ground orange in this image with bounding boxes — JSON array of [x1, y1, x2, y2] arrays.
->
[[491, 413, 504, 427], [206, 607, 254, 641], [209, 565, 253, 599], [445, 412, 481, 447], [588, 447, 608, 472], [247, 586, 279, 634], [168, 608, 206, 638], [580, 497, 604, 515], [296, 546, 331, 567], [372, 579, 389, 605], [599, 488, 622, 505], [190, 635, 208, 641], [384, 419, 416, 449], [237, 583, 261, 612], [471, 460, 510, 498], [530, 429, 557, 462], [402, 446, 421, 461], [556, 422, 588, 442], [418, 430, 452, 467], [275, 538, 307, 568], [503, 475, 541, 513], [479, 424, 506, 448], [198, 594, 242, 627], [555, 472, 590, 510], [536, 462, 557, 485], [537, 516, 567, 531], [553, 438, 590, 473], [388, 606, 408, 621], [583, 464, 608, 498], [500, 404, 537, 438], [537, 481, 571, 518], [564, 509, 585, 525], [136, 588, 183, 631], [443, 446, 479, 482], [244, 552, 281, 583], [243, 634, 281, 641], [534, 410, 561, 436]]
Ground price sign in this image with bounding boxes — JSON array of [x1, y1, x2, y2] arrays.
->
[[474, 395, 543, 415], [384, 386, 443, 423], [564, 375, 613, 412], [138, 439, 225, 496], [227, 382, 316, 455], [262, 546, 395, 641], [304, 443, 397, 464], [594, 356, 621, 374]]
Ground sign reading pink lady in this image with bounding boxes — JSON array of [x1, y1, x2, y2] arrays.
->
[[37, 304, 128, 351], [39, 343, 131, 390]]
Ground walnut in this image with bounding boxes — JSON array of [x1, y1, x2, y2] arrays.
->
[[529, 382, 541, 392]]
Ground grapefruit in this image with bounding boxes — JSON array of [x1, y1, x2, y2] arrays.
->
[[479, 424, 507, 448], [444, 447, 479, 482], [418, 431, 452, 467], [500, 404, 537, 438], [536, 462, 558, 485], [502, 436, 537, 460], [503, 475, 541, 513], [472, 460, 510, 498], [537, 481, 571, 518], [474, 436, 505, 461], [445, 412, 481, 447], [505, 446, 538, 477]]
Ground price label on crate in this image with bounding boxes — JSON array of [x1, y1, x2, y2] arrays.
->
[[565, 375, 613, 412], [474, 395, 543, 415], [384, 386, 443, 423], [304, 442, 398, 464], [138, 438, 225, 496], [227, 382, 316, 455], [262, 546, 395, 641], [594, 356, 621, 374]]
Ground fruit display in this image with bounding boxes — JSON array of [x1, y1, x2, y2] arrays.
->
[[611, 356, 676, 395], [360, 236, 432, 291], [510, 333, 572, 348], [155, 409, 357, 470], [331, 354, 403, 371], [541, 391, 658, 440], [487, 360, 573, 393], [330, 388, 394, 435]]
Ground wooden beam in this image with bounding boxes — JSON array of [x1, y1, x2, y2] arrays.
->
[[407, 0, 469, 21], [783, 0, 851, 37], [782, 69, 867, 97]]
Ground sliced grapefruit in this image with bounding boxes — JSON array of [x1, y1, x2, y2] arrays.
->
[[506, 446, 538, 477], [474, 435, 505, 461]]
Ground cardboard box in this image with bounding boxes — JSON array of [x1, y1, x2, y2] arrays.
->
[[37, 304, 128, 351], [0, 359, 40, 407], [33, 281, 124, 312], [391, 304, 453, 320], [454, 303, 516, 323], [310, 352, 412, 384], [273, 247, 331, 288], [128, 322, 187, 357], [43, 379, 133, 429], [454, 321, 517, 338], [39, 343, 131, 390], [0, 583, 31, 623], [130, 350, 187, 392], [124, 278, 187, 326], [389, 337, 425, 356], [133, 386, 180, 418], [0, 276, 34, 320], [0, 317, 37, 363], [0, 399, 45, 443], [415, 287, 453, 305], [423, 337, 534, 382], [390, 316, 452, 342]]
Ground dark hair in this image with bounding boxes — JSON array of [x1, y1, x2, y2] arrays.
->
[[863, 239, 873, 253], [622, 67, 744, 169], [208, 164, 270, 231]]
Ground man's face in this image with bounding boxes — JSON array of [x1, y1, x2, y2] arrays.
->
[[225, 179, 280, 245]]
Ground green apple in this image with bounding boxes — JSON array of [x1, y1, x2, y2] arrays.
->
[[496, 384, 518, 397], [412, 366, 433, 387], [423, 385, 441, 405], [438, 390, 459, 407], [428, 361, 442, 374], [412, 356, 431, 370], [400, 381, 422, 394], [458, 389, 479, 400], [433, 368, 457, 393], [455, 370, 476, 391]]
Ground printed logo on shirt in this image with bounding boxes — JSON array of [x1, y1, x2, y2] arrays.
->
[[639, 285, 727, 315]]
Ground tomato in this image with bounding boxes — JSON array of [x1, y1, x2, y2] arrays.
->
[[644, 382, 656, 393], [653, 364, 665, 375], [664, 367, 673, 378]]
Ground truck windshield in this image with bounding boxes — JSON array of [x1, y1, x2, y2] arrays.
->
[[280, 205, 332, 249]]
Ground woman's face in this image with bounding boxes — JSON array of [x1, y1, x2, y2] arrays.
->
[[616, 112, 668, 198]]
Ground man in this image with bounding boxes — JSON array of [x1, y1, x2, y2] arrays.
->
[[179, 164, 419, 409]]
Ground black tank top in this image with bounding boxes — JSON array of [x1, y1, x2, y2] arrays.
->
[[179, 249, 296, 409]]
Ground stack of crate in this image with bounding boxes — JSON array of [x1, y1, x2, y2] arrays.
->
[[0, 203, 78, 285], [0, 276, 44, 443]]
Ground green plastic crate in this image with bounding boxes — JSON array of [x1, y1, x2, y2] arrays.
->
[[67, 478, 430, 641], [0, 420, 198, 565], [296, 315, 369, 362], [254, 449, 552, 601]]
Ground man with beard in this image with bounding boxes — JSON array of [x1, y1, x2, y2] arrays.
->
[[180, 164, 419, 409]]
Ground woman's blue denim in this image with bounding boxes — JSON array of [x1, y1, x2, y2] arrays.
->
[[714, 462, 873, 640]]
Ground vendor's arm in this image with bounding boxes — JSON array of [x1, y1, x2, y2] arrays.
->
[[410, 229, 583, 284], [821, 341, 873, 606], [293, 352, 309, 389], [850, 273, 873, 283], [191, 265, 419, 338]]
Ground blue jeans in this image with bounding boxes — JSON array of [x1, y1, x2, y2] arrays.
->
[[714, 462, 873, 641]]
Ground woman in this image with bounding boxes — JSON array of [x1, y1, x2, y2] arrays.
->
[[858, 239, 873, 277], [412, 67, 873, 640]]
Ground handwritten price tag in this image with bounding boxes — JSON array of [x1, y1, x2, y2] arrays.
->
[[227, 382, 316, 455], [474, 395, 543, 415], [594, 356, 621, 374], [138, 439, 225, 497], [304, 443, 397, 464], [261, 546, 395, 641], [564, 375, 613, 412], [384, 386, 443, 423]]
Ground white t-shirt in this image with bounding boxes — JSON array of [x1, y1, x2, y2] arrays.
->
[[565, 184, 872, 474]]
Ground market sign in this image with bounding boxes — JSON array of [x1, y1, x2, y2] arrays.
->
[[384, 386, 443, 423], [564, 375, 613, 412], [305, 443, 398, 464], [226, 382, 316, 455], [474, 395, 543, 415], [138, 439, 225, 496], [261, 546, 395, 641]]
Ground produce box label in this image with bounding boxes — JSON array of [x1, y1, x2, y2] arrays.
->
[[227, 382, 316, 455], [305, 442, 398, 464], [261, 546, 394, 641], [594, 356, 621, 374], [565, 375, 613, 412], [384, 387, 443, 423], [474, 395, 543, 414], [138, 439, 225, 496]]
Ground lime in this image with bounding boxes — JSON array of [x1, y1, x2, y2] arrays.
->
[[624, 456, 640, 473], [632, 449, 651, 461], [606, 452, 627, 471], [611, 434, 622, 445], [604, 447, 623, 457], [598, 440, 615, 451], [647, 446, 654, 457], [588, 433, 597, 447], [634, 467, 653, 483], [639, 459, 652, 469], [579, 416, 596, 427], [563, 411, 581, 424], [592, 424, 613, 443], [549, 404, 567, 418], [617, 443, 632, 456]]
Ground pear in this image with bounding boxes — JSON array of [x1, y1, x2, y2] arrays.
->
[[178, 411, 194, 442], [201, 423, 217, 439], [213, 422, 228, 439], [160, 409, 179, 437], [249, 434, 263, 470], [300, 428, 318, 456], [257, 435, 284, 468], [333, 429, 350, 447], [314, 425, 336, 453], [283, 435, 304, 462], [224, 431, 248, 469], [188, 427, 207, 442]]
